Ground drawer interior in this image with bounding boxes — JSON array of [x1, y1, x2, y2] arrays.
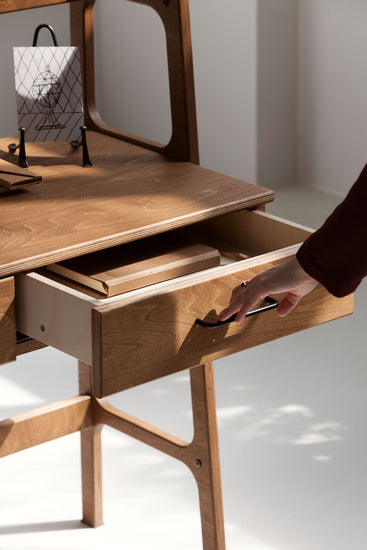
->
[[43, 209, 313, 298], [15, 209, 313, 370], [15, 207, 352, 399], [180, 208, 312, 260]]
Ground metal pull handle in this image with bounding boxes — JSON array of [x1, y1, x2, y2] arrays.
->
[[195, 296, 279, 329], [32, 24, 59, 47]]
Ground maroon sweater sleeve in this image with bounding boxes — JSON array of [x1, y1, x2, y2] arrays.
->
[[296, 164, 367, 297]]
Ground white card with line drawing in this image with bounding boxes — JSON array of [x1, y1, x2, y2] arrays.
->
[[14, 46, 84, 142]]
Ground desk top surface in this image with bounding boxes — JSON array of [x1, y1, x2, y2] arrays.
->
[[0, 131, 273, 278]]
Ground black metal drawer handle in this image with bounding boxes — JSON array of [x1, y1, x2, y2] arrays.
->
[[195, 296, 279, 329]]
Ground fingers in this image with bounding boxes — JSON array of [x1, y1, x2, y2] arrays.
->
[[277, 292, 303, 317], [217, 284, 245, 321], [218, 258, 318, 323], [219, 285, 297, 322], [218, 280, 266, 322], [234, 286, 266, 323]]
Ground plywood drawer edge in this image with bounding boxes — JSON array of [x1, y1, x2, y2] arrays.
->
[[0, 277, 16, 365]]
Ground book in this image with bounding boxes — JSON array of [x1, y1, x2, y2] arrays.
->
[[47, 234, 221, 296]]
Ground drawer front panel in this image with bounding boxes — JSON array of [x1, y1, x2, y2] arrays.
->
[[15, 210, 354, 397], [0, 277, 16, 365], [92, 256, 353, 397]]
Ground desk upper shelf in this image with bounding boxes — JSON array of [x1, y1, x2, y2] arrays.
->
[[0, 131, 273, 278]]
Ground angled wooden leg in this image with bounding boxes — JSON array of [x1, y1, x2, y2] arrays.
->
[[189, 363, 226, 550], [94, 361, 225, 549], [78, 361, 103, 527]]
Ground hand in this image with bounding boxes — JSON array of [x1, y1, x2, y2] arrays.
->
[[218, 256, 318, 322]]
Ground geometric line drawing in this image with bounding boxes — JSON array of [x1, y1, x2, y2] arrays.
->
[[32, 65, 65, 131], [13, 46, 84, 142]]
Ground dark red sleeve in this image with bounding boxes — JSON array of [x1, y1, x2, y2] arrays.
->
[[296, 164, 367, 297]]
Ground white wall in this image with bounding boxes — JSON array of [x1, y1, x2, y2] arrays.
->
[[94, 0, 172, 146], [94, 0, 258, 184], [257, 0, 298, 189], [189, 0, 257, 183], [298, 0, 367, 196]]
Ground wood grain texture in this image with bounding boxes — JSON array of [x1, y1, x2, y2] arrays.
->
[[92, 253, 354, 397], [16, 270, 95, 365], [15, 209, 307, 366], [78, 362, 103, 527], [0, 277, 16, 365], [15, 208, 352, 394], [95, 398, 189, 458], [0, 0, 69, 14], [0, 132, 273, 278], [70, 0, 200, 163], [16, 338, 47, 356], [95, 362, 225, 549], [187, 208, 314, 256], [0, 396, 93, 458], [47, 238, 221, 296], [189, 364, 225, 550]]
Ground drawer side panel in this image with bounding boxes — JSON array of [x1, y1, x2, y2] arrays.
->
[[0, 277, 16, 365], [15, 272, 93, 364]]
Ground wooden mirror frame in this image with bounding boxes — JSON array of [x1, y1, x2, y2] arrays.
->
[[1, 0, 199, 163]]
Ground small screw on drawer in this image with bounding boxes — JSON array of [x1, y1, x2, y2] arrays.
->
[[195, 459, 202, 468]]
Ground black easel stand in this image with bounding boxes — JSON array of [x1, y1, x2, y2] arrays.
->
[[9, 126, 92, 168], [18, 128, 28, 168], [71, 126, 92, 167], [8, 128, 28, 169]]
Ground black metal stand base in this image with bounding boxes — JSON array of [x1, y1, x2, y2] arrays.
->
[[71, 126, 92, 167], [8, 126, 92, 169], [8, 128, 28, 169]]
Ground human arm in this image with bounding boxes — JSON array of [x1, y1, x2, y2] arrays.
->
[[219, 163, 367, 321]]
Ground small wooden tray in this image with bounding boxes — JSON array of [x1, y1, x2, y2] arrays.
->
[[47, 233, 221, 296]]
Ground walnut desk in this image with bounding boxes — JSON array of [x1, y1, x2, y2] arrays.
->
[[0, 1, 353, 549]]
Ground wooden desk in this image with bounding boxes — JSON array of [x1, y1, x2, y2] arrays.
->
[[0, 131, 354, 549], [0, 1, 354, 549]]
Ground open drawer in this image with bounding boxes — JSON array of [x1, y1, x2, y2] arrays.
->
[[15, 209, 353, 397]]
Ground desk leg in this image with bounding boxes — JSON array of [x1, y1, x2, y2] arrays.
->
[[94, 361, 225, 550], [78, 361, 103, 527], [189, 363, 226, 550]]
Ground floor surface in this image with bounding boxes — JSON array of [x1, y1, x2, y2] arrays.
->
[[0, 187, 366, 550]]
